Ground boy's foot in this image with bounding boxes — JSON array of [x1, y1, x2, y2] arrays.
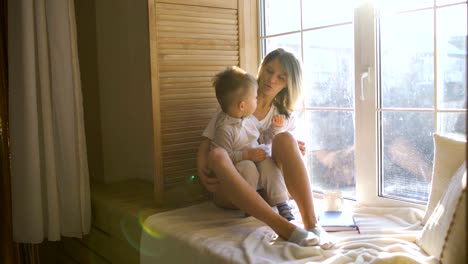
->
[[277, 201, 295, 221]]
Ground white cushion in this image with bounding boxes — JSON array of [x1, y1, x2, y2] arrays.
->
[[422, 134, 466, 224], [418, 162, 466, 260], [441, 189, 466, 264]]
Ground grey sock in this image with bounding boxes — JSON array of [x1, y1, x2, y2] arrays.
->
[[277, 201, 295, 221], [288, 226, 319, 246], [308, 227, 320, 237], [307, 227, 335, 249]]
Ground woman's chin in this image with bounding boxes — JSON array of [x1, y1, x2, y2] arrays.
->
[[260, 88, 274, 96]]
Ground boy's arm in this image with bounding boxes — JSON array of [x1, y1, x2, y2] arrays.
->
[[259, 114, 286, 144], [258, 125, 282, 145]]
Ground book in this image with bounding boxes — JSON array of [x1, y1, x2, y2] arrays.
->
[[318, 210, 360, 233]]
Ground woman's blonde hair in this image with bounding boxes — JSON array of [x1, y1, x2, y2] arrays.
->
[[257, 48, 303, 118]]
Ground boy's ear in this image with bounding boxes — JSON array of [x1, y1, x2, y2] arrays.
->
[[239, 100, 246, 112]]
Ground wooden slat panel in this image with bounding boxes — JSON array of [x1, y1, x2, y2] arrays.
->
[[156, 2, 237, 14], [164, 157, 197, 168], [159, 54, 238, 61], [158, 20, 237, 30], [160, 82, 212, 89], [161, 89, 214, 97], [164, 175, 197, 186], [163, 138, 206, 147], [164, 164, 198, 175], [161, 150, 199, 160], [148, 0, 164, 204], [160, 97, 217, 106], [158, 49, 238, 56], [160, 76, 213, 83], [160, 112, 213, 121], [162, 129, 205, 140], [158, 14, 237, 25], [163, 156, 197, 167], [160, 92, 213, 100], [158, 107, 215, 116], [157, 31, 237, 40], [156, 0, 237, 10], [162, 147, 200, 158], [156, 7, 237, 20], [158, 71, 223, 77], [151, 0, 239, 198], [160, 111, 213, 119], [161, 102, 219, 111], [158, 43, 239, 51], [162, 136, 205, 145], [162, 142, 201, 153], [158, 37, 238, 46], [159, 65, 227, 72], [160, 61, 236, 68], [161, 119, 214, 130], [162, 150, 199, 160], [158, 26, 237, 36], [161, 91, 214, 98], [162, 125, 209, 136]]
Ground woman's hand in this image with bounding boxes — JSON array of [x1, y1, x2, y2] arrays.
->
[[243, 148, 266, 162], [197, 139, 220, 192], [297, 140, 306, 156]]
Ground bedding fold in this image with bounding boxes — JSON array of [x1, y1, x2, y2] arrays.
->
[[140, 201, 437, 264]]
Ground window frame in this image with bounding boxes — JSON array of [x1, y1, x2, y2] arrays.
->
[[256, 0, 466, 209]]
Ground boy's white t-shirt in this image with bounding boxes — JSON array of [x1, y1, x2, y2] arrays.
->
[[202, 105, 297, 141]]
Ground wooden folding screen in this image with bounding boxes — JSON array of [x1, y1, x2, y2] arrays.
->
[[148, 0, 256, 205]]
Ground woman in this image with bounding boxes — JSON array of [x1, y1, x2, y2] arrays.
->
[[197, 48, 332, 248]]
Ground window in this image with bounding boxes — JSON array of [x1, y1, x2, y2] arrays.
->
[[259, 0, 466, 205]]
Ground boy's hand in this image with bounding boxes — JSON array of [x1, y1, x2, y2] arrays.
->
[[272, 114, 285, 127], [243, 148, 266, 162], [297, 140, 306, 156]]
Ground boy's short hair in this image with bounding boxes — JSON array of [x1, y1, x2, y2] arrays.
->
[[213, 66, 258, 113]]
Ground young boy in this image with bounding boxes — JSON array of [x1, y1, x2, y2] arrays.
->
[[211, 66, 294, 221]]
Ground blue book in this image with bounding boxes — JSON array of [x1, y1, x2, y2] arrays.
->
[[318, 211, 360, 233]]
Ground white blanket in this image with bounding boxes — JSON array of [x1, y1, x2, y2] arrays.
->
[[140, 201, 438, 264]]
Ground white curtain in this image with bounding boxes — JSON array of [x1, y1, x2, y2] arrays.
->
[[8, 0, 91, 242]]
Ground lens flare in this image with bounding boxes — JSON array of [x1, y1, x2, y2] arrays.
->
[[119, 209, 166, 257], [138, 210, 164, 239]]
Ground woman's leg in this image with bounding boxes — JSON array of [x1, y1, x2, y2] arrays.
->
[[271, 132, 318, 229], [208, 147, 317, 245]]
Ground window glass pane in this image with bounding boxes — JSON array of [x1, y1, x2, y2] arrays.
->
[[437, 0, 467, 6], [439, 112, 466, 136], [262, 33, 302, 61], [381, 112, 434, 202], [302, 0, 353, 29], [437, 4, 467, 109], [380, 10, 434, 109], [262, 0, 300, 36], [305, 110, 356, 198], [377, 0, 433, 13], [303, 25, 354, 108]]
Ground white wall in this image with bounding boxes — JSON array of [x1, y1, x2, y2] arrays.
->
[[75, 0, 155, 183]]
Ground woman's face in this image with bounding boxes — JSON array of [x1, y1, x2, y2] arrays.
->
[[258, 57, 288, 97]]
